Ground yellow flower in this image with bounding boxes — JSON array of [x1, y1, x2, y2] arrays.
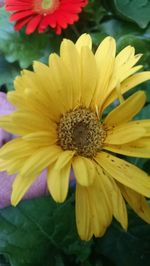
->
[[0, 34, 150, 240]]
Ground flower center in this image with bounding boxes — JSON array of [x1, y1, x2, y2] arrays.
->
[[42, 0, 53, 9], [34, 0, 60, 14], [57, 108, 106, 158]]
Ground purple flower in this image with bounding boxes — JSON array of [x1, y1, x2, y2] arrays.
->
[[0, 92, 15, 147], [0, 93, 48, 208], [0, 0, 4, 7], [0, 170, 48, 208]]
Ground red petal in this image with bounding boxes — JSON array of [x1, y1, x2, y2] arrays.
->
[[14, 16, 32, 31], [10, 10, 34, 21], [25, 14, 42, 34]]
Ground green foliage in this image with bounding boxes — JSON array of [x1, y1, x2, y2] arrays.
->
[[1, 197, 150, 266], [0, 8, 51, 69], [96, 211, 150, 266], [107, 0, 150, 28], [0, 55, 20, 90], [0, 255, 10, 266], [0, 7, 62, 89], [0, 196, 92, 266]]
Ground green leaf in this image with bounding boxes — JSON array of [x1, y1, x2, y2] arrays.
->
[[0, 196, 92, 266], [0, 8, 55, 69], [84, 1, 107, 25], [0, 55, 19, 91], [135, 103, 150, 119], [142, 82, 150, 103], [0, 255, 10, 266], [110, 0, 150, 29], [96, 211, 150, 266]]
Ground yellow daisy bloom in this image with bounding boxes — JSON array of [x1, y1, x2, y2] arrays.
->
[[0, 34, 150, 240]]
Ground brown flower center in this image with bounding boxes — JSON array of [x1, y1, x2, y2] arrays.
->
[[57, 108, 106, 158], [34, 0, 60, 15]]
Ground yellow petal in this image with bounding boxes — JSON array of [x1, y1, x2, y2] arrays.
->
[[11, 146, 60, 206], [110, 180, 128, 230], [0, 159, 11, 171], [132, 120, 150, 137], [60, 39, 81, 107], [72, 156, 96, 186], [47, 54, 76, 111], [108, 65, 143, 106], [7, 90, 56, 120], [0, 158, 27, 174], [104, 137, 150, 158], [20, 62, 67, 120], [75, 184, 92, 241], [14, 69, 39, 93], [76, 173, 112, 240], [117, 45, 134, 57], [54, 150, 75, 169], [23, 130, 57, 147], [47, 150, 74, 202], [92, 37, 116, 110], [119, 65, 142, 82], [119, 184, 150, 224], [15, 68, 57, 113], [75, 33, 92, 52], [97, 167, 128, 230], [0, 114, 21, 135], [11, 111, 51, 131], [88, 176, 112, 238], [96, 152, 150, 197], [18, 145, 60, 179], [105, 122, 145, 145], [80, 46, 97, 107], [47, 163, 71, 203], [36, 60, 72, 116], [0, 138, 36, 161], [7, 91, 24, 110], [0, 111, 53, 135], [11, 175, 38, 206], [104, 91, 146, 126], [104, 46, 141, 101], [103, 71, 150, 111], [115, 47, 142, 82], [115, 46, 135, 68], [121, 120, 150, 137]]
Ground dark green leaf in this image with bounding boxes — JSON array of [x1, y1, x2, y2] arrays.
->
[[96, 212, 150, 266], [135, 103, 150, 120], [0, 196, 92, 266], [0, 255, 10, 266], [0, 8, 56, 68], [0, 55, 19, 90], [110, 0, 150, 28]]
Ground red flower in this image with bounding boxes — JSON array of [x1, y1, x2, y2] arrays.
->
[[5, 0, 88, 35]]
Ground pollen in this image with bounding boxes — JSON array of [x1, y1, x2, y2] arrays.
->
[[57, 108, 106, 158]]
